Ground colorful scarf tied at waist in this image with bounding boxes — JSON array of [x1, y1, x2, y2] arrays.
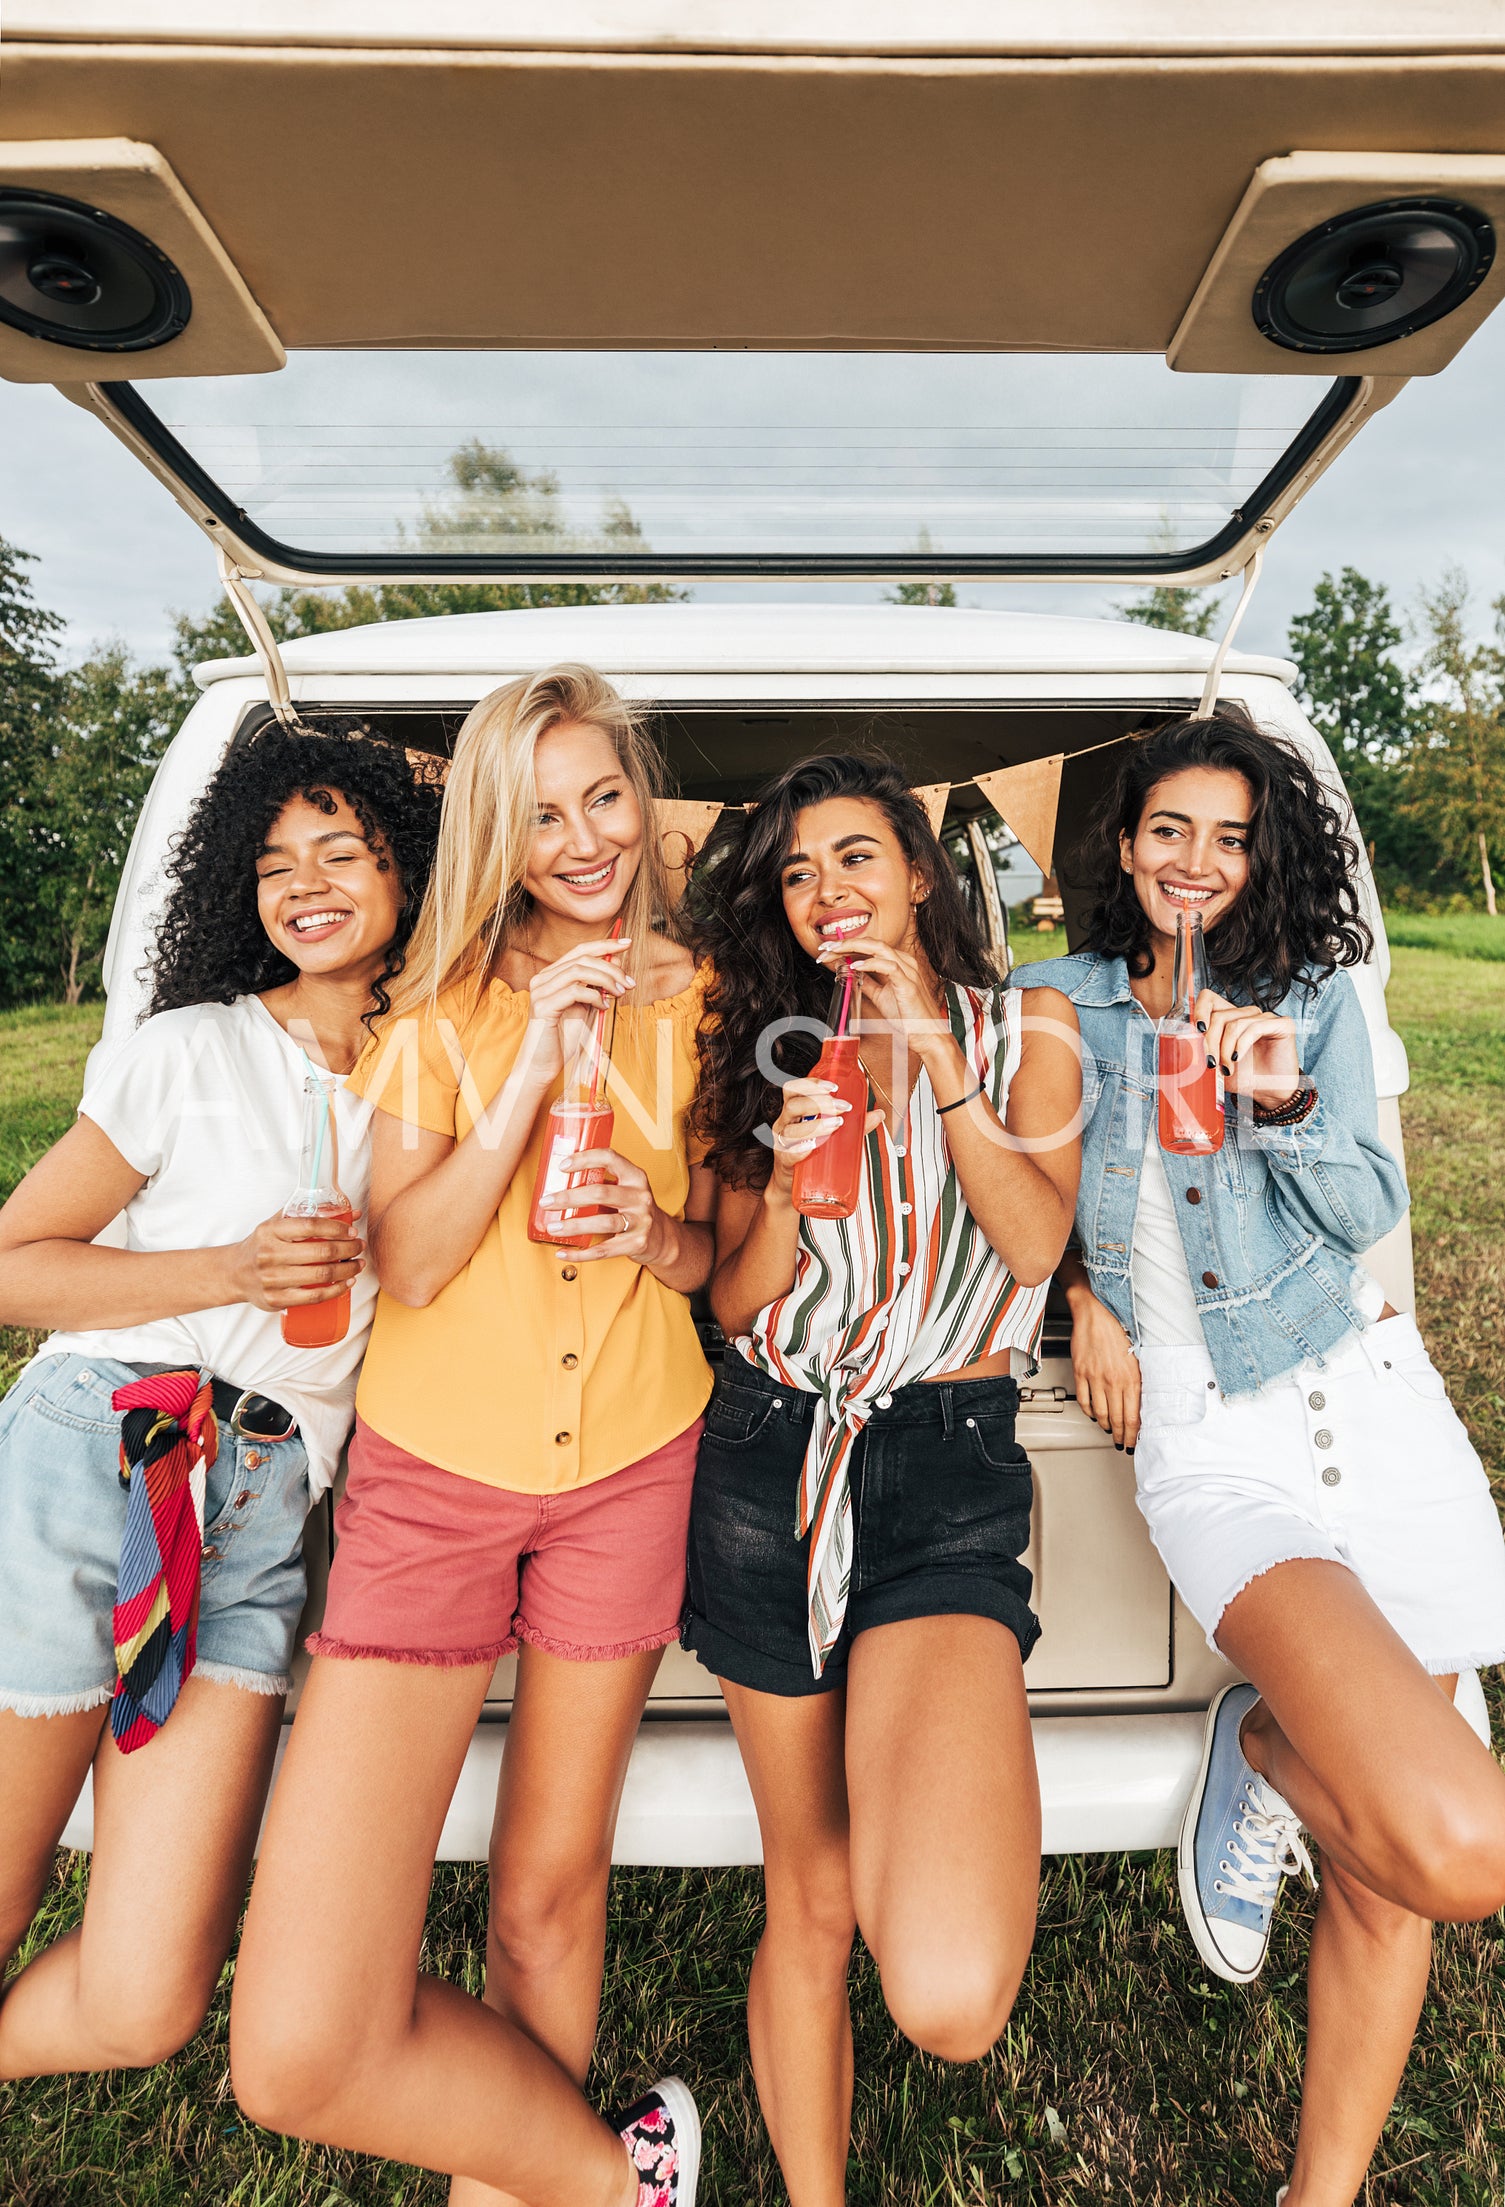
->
[[110, 1368, 218, 1753]]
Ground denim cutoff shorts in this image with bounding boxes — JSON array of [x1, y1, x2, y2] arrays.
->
[[683, 1358, 1039, 1697], [0, 1353, 312, 1717]]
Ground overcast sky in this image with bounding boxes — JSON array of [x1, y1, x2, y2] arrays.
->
[[2, 308, 1503, 672]]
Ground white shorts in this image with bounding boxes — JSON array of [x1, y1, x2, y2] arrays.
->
[[1134, 1314, 1505, 1674]]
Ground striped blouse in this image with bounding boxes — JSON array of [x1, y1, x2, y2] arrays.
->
[[735, 984, 1048, 1674]]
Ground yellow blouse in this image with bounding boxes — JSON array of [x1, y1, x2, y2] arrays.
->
[[347, 966, 712, 1492]]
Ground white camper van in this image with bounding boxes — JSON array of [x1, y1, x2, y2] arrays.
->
[[3, 1, 1502, 1858]]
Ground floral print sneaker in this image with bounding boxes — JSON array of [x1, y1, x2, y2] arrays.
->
[[612, 2076, 701, 2207]]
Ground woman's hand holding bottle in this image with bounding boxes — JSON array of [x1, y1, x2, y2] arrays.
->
[[764, 1078, 877, 1203], [225, 1208, 365, 1313], [1191, 988, 1302, 1109]]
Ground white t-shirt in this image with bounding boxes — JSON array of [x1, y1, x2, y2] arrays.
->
[[31, 996, 376, 1497], [1130, 1128, 1389, 1353]]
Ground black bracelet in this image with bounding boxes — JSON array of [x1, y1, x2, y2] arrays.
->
[[937, 1079, 984, 1116]]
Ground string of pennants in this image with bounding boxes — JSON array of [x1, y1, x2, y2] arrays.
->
[[656, 752, 1068, 904]]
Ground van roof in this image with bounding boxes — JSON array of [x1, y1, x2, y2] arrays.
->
[[191, 601, 1297, 689]]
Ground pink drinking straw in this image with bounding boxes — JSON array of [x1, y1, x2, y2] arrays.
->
[[587, 915, 625, 1110], [834, 960, 855, 1039]]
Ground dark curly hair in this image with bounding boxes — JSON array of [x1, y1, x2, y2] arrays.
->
[[146, 726, 445, 1028], [1079, 706, 1372, 1007], [686, 752, 997, 1188]]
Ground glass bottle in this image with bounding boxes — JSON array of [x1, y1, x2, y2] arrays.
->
[[793, 966, 868, 1220], [527, 985, 620, 1245], [1157, 907, 1224, 1156], [282, 1074, 353, 1347]]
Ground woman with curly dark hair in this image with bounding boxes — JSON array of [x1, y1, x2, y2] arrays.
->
[[1023, 708, 1505, 2207], [0, 726, 439, 2092], [681, 754, 1081, 2201]]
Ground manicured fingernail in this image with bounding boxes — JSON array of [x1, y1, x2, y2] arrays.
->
[[1207, 1055, 1217, 1069], [1221, 1063, 1230, 1075], [1231, 1048, 1239, 1061], [1114, 1442, 1124, 1452], [1196, 1019, 1206, 1032]]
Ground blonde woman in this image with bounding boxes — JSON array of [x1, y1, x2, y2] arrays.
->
[[230, 669, 714, 2207]]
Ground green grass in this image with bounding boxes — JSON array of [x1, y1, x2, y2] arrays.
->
[[3, 955, 1505, 2206], [1381, 913, 1505, 962]]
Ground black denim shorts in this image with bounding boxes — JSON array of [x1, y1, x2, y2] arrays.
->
[[682, 1357, 1040, 1698]]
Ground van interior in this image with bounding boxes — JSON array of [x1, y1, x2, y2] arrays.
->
[[254, 691, 1230, 1729]]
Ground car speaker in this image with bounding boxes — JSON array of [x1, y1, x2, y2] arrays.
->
[[1168, 153, 1505, 379], [0, 140, 283, 383], [0, 186, 191, 351], [1252, 198, 1495, 354]]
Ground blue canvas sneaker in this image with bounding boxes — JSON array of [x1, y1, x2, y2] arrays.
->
[[1178, 1682, 1315, 1983]]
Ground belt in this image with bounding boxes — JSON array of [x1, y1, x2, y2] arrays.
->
[[126, 1364, 299, 1444]]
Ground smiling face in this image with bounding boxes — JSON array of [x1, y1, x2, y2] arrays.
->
[[255, 790, 406, 980], [1120, 765, 1254, 945], [522, 719, 643, 928], [780, 794, 928, 959]]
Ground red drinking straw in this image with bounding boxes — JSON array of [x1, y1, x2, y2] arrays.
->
[[588, 915, 625, 1110], [835, 960, 855, 1039]]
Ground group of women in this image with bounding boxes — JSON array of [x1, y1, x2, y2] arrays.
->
[[1, 661, 1503, 2207]]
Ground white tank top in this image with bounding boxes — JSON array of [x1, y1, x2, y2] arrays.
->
[[1130, 1131, 1206, 1349], [1129, 1130, 1389, 1352]]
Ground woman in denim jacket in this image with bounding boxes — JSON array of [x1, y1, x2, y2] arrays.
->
[[1018, 709, 1505, 2207]]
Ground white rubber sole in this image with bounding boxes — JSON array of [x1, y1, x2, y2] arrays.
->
[[1176, 1682, 1264, 1986], [654, 2075, 702, 2206]]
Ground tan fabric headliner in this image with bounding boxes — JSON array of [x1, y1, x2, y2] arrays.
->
[[6, 45, 1505, 349]]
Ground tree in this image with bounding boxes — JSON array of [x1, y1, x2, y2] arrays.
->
[[1285, 567, 1438, 899], [1114, 583, 1218, 638], [171, 441, 687, 697], [42, 644, 177, 1002], [0, 535, 67, 1005], [885, 529, 958, 608], [1407, 568, 1505, 916]]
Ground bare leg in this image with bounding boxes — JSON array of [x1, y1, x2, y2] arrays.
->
[[0, 1706, 104, 1985], [230, 1654, 637, 2207], [1218, 1563, 1505, 1920], [450, 1642, 665, 2207], [0, 1679, 282, 2077], [1286, 1857, 1432, 2207], [1214, 1562, 1505, 2206], [721, 1680, 855, 2207], [845, 1614, 1040, 2062]]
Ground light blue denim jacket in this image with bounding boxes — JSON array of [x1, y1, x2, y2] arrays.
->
[[1012, 951, 1410, 1398]]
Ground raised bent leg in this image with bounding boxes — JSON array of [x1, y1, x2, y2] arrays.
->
[[1213, 1560, 1505, 2207], [1217, 1560, 1505, 1921], [721, 1679, 856, 2207], [844, 1614, 1040, 2063], [229, 1652, 637, 2207], [1, 1678, 282, 2078], [450, 1641, 666, 2207]]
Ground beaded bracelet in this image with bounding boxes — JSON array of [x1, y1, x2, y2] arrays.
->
[[1252, 1081, 1318, 1128], [937, 1079, 985, 1116]]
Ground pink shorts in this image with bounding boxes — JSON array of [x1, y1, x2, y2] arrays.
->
[[309, 1415, 703, 1666]]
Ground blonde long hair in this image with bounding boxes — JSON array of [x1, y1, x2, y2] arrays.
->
[[384, 664, 676, 1023]]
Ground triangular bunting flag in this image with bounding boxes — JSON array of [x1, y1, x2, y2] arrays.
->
[[909, 782, 951, 835], [973, 755, 1064, 877], [656, 798, 725, 901]]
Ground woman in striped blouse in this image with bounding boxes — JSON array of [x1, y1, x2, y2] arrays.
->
[[684, 754, 1081, 2203]]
